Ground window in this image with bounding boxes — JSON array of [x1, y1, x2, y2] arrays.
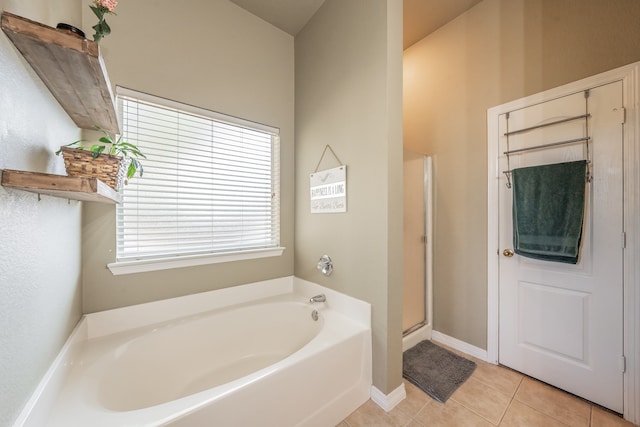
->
[[110, 88, 281, 274]]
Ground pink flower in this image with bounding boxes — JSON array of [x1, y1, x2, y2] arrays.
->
[[95, 0, 118, 12]]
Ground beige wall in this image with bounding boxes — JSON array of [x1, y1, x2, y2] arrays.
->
[[80, 0, 295, 312], [403, 0, 640, 349], [295, 0, 404, 394], [0, 1, 83, 425]]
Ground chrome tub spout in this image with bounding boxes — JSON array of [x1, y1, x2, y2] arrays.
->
[[309, 294, 326, 303]]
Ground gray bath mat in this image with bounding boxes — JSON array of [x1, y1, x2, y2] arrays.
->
[[403, 340, 476, 403]]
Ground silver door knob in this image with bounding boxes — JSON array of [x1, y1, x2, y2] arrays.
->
[[503, 249, 514, 257]]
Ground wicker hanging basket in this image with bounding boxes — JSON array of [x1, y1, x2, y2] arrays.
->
[[60, 146, 127, 190]]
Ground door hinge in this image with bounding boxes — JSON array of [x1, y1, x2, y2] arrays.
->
[[614, 107, 626, 124], [622, 231, 627, 249], [421, 235, 427, 244], [620, 355, 627, 373]]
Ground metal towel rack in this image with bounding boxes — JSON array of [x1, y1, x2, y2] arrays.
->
[[502, 90, 592, 188]]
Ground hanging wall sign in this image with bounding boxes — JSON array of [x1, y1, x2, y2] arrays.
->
[[310, 165, 347, 213]]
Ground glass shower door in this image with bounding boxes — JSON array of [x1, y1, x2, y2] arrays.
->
[[402, 150, 431, 334]]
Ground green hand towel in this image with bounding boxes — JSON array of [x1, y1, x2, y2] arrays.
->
[[512, 160, 588, 264]]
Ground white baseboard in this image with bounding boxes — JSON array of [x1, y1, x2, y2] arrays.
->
[[402, 323, 432, 352], [370, 383, 406, 412], [431, 330, 490, 363]]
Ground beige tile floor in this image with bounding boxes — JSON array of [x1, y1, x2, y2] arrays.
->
[[338, 351, 636, 427]]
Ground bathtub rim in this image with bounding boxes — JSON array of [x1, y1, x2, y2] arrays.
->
[[85, 276, 370, 340]]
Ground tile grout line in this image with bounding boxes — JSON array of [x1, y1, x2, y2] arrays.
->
[[447, 378, 504, 426], [400, 395, 430, 427], [454, 369, 525, 426], [516, 377, 594, 427], [496, 375, 525, 426], [450, 395, 506, 426], [513, 395, 590, 427]]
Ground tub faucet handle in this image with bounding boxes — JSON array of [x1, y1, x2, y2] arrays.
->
[[309, 294, 326, 303], [317, 255, 333, 276]]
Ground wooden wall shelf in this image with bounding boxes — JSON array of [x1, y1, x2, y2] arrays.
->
[[1, 169, 122, 204], [1, 11, 119, 133]]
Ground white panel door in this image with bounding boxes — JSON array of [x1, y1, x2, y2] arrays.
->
[[498, 81, 624, 412]]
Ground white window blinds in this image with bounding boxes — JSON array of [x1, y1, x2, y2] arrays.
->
[[116, 88, 280, 262]]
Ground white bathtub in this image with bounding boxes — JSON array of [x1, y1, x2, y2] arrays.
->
[[16, 277, 371, 427]]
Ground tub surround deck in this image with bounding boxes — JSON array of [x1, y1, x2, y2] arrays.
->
[[14, 277, 372, 427]]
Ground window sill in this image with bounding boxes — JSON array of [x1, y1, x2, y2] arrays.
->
[[107, 247, 286, 276]]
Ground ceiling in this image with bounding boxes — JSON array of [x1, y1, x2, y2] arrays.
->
[[228, 0, 484, 50]]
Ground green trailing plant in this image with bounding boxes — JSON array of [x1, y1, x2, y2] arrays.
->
[[56, 125, 146, 180], [90, 0, 118, 42]]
